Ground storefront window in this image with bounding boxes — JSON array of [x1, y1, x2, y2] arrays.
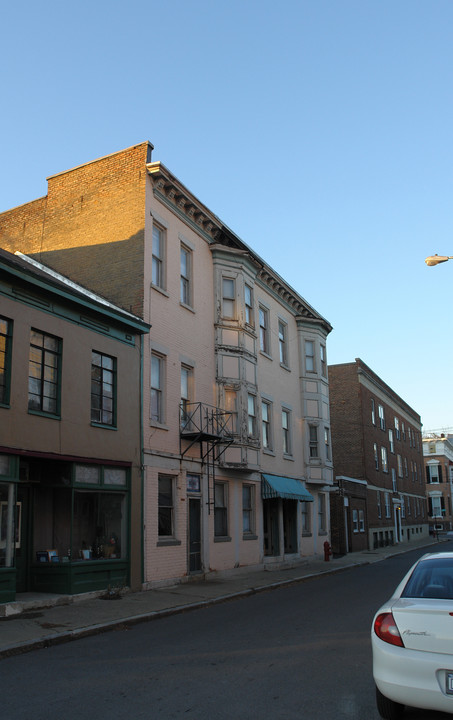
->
[[0, 482, 16, 568], [72, 491, 127, 561]]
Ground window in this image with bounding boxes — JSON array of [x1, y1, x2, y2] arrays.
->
[[180, 365, 192, 428], [278, 320, 288, 366], [352, 509, 358, 533], [318, 494, 326, 532], [245, 284, 254, 326], [222, 278, 235, 319], [426, 464, 442, 483], [180, 245, 192, 306], [151, 352, 165, 423], [402, 422, 406, 441], [407, 497, 412, 516], [359, 510, 365, 532], [388, 429, 394, 453], [381, 446, 388, 473], [373, 443, 379, 470], [214, 482, 228, 537], [397, 454, 403, 478], [400, 497, 406, 519], [28, 329, 61, 415], [262, 400, 272, 450], [378, 404, 385, 430], [282, 409, 291, 455], [404, 457, 408, 477], [408, 427, 412, 447], [305, 340, 315, 372], [247, 394, 256, 437], [309, 425, 319, 458], [392, 468, 397, 492], [91, 351, 116, 426], [429, 496, 445, 518], [320, 345, 327, 377], [394, 417, 400, 440], [377, 491, 382, 518], [371, 399, 376, 426], [242, 484, 254, 534], [324, 427, 331, 461], [0, 317, 12, 405], [158, 475, 174, 536], [152, 224, 165, 289], [385, 492, 391, 518], [224, 388, 238, 434], [259, 306, 270, 354]]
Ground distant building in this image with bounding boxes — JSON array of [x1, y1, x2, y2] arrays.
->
[[0, 248, 149, 602], [0, 142, 333, 591], [423, 434, 453, 533], [328, 359, 428, 554]]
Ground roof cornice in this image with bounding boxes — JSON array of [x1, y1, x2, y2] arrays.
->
[[147, 161, 332, 333]]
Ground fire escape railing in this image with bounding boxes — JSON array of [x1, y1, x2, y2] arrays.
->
[[179, 402, 234, 461]]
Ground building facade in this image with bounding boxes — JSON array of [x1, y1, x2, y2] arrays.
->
[[0, 248, 149, 602], [1, 142, 333, 588], [328, 359, 428, 554], [423, 434, 453, 534]]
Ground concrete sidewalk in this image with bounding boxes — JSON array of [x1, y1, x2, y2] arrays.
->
[[0, 538, 442, 659]]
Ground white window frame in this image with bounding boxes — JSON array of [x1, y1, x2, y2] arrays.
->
[[305, 340, 315, 373], [222, 277, 235, 319], [180, 364, 193, 428], [244, 284, 254, 326], [373, 442, 379, 470], [381, 446, 388, 473], [152, 224, 166, 290], [394, 417, 400, 440], [371, 399, 376, 426], [388, 428, 394, 453], [378, 404, 386, 431], [180, 244, 192, 307]]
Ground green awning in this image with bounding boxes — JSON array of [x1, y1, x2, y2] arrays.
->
[[262, 474, 314, 502]]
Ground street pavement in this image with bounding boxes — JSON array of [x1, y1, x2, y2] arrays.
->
[[0, 537, 443, 659]]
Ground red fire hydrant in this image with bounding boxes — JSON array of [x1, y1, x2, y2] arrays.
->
[[323, 540, 332, 562]]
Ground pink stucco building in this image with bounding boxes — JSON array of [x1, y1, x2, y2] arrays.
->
[[1, 142, 333, 589]]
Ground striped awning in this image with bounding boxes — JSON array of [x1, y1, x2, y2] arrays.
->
[[262, 474, 314, 502]]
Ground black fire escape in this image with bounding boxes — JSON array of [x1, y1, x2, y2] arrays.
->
[[180, 402, 235, 514]]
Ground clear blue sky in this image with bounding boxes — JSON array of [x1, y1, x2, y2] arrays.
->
[[1, 1, 452, 433]]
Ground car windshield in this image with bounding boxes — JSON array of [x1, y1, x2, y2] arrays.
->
[[401, 557, 453, 599]]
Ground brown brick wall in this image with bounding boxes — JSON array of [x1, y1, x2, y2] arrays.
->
[[0, 143, 151, 316], [328, 363, 365, 479]]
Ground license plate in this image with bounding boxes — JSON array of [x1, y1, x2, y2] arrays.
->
[[446, 673, 453, 695]]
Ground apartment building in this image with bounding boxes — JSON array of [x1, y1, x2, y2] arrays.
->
[[423, 434, 453, 533], [329, 359, 428, 554], [0, 142, 333, 587], [0, 248, 149, 602]]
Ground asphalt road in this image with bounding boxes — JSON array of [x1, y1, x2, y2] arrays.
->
[[2, 543, 453, 720]]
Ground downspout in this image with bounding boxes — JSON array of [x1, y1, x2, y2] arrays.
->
[[140, 333, 145, 586]]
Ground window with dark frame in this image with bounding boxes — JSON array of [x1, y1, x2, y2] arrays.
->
[[278, 320, 288, 365], [180, 245, 191, 306], [158, 475, 174, 536], [245, 284, 254, 326], [91, 351, 116, 426], [242, 484, 254, 534], [0, 316, 12, 405], [259, 306, 269, 354], [214, 482, 228, 537], [262, 400, 272, 449], [309, 424, 318, 458], [28, 329, 61, 415], [222, 277, 235, 318], [151, 352, 164, 423], [282, 408, 291, 455]]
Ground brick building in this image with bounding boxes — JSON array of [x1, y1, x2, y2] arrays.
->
[[423, 434, 453, 534], [0, 142, 333, 589], [328, 359, 428, 554]]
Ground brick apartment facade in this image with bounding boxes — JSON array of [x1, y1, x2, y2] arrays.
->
[[423, 434, 453, 534], [328, 359, 428, 554], [1, 142, 334, 589]]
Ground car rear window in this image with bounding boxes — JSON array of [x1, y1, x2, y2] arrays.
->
[[402, 558, 453, 599]]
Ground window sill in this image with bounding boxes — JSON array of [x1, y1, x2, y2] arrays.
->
[[302, 532, 312, 537], [151, 283, 170, 298], [157, 538, 181, 547], [28, 409, 60, 420], [214, 536, 231, 543], [262, 448, 275, 457], [318, 530, 328, 536], [243, 533, 258, 541], [180, 302, 195, 314], [283, 453, 294, 461], [150, 420, 169, 430], [0, 403, 10, 409], [259, 350, 272, 361], [91, 422, 117, 431], [279, 362, 291, 372]]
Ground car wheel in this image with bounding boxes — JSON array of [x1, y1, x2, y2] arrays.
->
[[376, 686, 404, 720]]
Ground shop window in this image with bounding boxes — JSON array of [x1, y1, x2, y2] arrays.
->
[[73, 491, 126, 560]]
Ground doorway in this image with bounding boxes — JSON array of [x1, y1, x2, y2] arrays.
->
[[188, 498, 202, 573], [15, 486, 31, 593]]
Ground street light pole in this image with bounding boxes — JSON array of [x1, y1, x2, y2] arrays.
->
[[425, 254, 453, 267]]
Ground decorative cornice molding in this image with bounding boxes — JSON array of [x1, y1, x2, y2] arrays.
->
[[147, 161, 332, 334]]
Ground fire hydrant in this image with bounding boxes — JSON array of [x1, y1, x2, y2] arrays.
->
[[323, 540, 332, 562]]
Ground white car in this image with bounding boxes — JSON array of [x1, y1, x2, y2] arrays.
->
[[372, 551, 453, 719]]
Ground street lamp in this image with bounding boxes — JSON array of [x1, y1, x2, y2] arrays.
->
[[425, 254, 453, 267]]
